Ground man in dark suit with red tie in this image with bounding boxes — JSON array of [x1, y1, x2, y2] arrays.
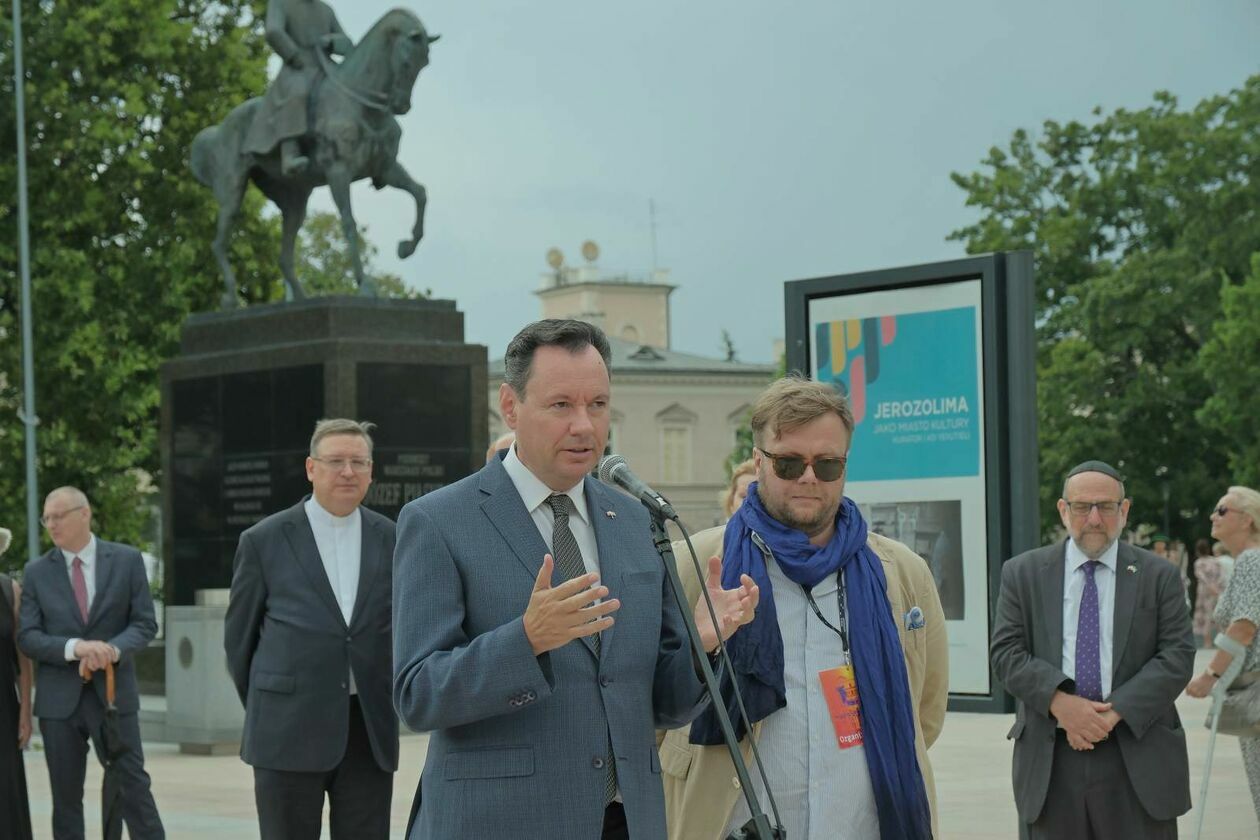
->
[[18, 486, 164, 840], [991, 460, 1195, 839]]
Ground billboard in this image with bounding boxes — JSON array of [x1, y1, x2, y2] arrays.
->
[[786, 253, 1037, 712]]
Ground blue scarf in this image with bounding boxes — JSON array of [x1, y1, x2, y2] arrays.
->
[[690, 483, 933, 839]]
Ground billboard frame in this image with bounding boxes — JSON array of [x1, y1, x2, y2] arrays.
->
[[784, 251, 1037, 713]]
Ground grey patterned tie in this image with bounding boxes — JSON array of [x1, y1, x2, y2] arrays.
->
[[545, 493, 616, 803], [546, 493, 595, 657]]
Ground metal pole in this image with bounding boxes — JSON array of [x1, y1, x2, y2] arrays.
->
[[12, 0, 40, 560]]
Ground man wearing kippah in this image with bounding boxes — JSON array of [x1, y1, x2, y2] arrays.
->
[[991, 460, 1195, 838]]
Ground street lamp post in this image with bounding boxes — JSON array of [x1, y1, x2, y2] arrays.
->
[[12, 0, 40, 560]]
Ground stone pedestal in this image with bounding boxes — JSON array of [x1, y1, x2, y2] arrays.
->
[[159, 296, 487, 607], [164, 590, 242, 754]]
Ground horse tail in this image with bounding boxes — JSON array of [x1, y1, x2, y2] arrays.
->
[[189, 125, 221, 188]]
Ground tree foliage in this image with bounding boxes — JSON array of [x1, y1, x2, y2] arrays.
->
[[297, 212, 427, 299], [949, 75, 1260, 543], [0, 0, 280, 568], [1199, 254, 1260, 489]]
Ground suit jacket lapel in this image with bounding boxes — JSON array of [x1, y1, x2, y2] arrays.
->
[[349, 513, 383, 629], [47, 549, 84, 629], [479, 460, 550, 584], [1039, 543, 1066, 659], [1111, 542, 1139, 676], [282, 502, 348, 630], [87, 541, 118, 627]]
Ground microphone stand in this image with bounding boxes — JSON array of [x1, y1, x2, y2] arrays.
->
[[644, 506, 785, 840]]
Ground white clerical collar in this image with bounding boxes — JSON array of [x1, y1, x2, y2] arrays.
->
[[502, 444, 590, 524], [1066, 537, 1119, 573], [305, 496, 360, 529]]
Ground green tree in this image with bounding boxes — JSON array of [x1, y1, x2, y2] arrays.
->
[[0, 0, 280, 568], [949, 75, 1260, 542], [1199, 254, 1260, 488], [297, 212, 427, 299]]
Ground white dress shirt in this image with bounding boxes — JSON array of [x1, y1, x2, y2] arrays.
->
[[502, 444, 602, 578], [725, 557, 879, 840], [305, 497, 362, 693], [63, 535, 102, 661], [1061, 538, 1118, 699]]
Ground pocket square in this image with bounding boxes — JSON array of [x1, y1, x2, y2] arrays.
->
[[904, 606, 925, 631]]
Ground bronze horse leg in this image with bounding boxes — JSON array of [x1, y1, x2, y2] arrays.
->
[[255, 172, 312, 301], [210, 169, 249, 309], [325, 162, 372, 295], [376, 159, 427, 259]]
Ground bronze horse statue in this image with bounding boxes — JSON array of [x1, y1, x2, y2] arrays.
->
[[191, 9, 438, 308]]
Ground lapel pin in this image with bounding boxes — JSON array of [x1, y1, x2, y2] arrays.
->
[[605, 510, 617, 519], [1127, 565, 1137, 574]]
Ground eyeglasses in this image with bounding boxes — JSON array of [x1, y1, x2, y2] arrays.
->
[[40, 505, 85, 527], [1064, 500, 1124, 517], [757, 448, 848, 482], [1215, 505, 1239, 517], [311, 457, 373, 474]]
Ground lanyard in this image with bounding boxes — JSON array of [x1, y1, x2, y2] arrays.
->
[[747, 531, 851, 655], [803, 576, 849, 655]]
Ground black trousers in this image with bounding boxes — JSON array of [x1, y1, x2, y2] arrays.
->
[[39, 687, 164, 840], [253, 696, 393, 840], [1028, 732, 1177, 840]]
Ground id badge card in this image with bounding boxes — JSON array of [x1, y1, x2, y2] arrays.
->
[[820, 664, 863, 749]]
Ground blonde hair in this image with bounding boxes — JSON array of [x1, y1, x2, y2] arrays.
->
[[309, 419, 375, 457], [1227, 485, 1260, 536], [722, 459, 756, 517], [750, 376, 854, 447], [0, 527, 10, 557]]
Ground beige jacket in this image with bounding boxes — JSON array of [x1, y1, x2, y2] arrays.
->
[[660, 525, 949, 840]]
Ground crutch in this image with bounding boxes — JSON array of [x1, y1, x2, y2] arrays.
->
[[1192, 632, 1248, 840]]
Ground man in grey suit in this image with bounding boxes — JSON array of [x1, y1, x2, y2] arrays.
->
[[18, 486, 164, 840], [225, 418, 399, 840], [991, 460, 1195, 839], [393, 319, 758, 839]]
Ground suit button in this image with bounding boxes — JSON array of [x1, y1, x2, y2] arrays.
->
[[340, 682, 347, 689], [600, 675, 611, 687], [592, 757, 605, 769]]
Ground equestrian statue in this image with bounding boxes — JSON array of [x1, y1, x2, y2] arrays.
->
[[191, 1, 439, 308]]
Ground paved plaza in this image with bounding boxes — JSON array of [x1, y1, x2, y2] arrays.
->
[[20, 652, 1257, 839]]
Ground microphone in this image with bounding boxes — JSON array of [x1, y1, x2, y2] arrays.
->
[[597, 454, 679, 521]]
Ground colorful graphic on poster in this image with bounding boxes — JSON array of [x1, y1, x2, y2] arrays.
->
[[814, 305, 979, 481]]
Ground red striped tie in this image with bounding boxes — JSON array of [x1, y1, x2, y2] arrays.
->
[[71, 557, 90, 623]]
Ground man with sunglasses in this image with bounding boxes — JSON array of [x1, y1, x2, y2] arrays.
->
[[225, 418, 399, 840], [660, 376, 948, 840], [991, 460, 1195, 839]]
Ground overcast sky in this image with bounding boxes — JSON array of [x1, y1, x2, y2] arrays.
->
[[319, 0, 1259, 362]]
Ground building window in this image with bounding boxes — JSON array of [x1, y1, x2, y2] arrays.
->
[[660, 426, 692, 484]]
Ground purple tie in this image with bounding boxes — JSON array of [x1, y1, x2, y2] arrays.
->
[[71, 557, 90, 624], [1075, 560, 1103, 701]]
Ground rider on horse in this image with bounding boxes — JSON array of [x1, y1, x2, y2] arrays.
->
[[244, 0, 354, 176]]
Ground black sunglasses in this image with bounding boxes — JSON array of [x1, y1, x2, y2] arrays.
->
[[757, 447, 848, 482], [1215, 505, 1239, 517]]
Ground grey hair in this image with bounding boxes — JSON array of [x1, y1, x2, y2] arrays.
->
[[502, 319, 612, 397], [45, 486, 90, 509], [309, 419, 376, 457]]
